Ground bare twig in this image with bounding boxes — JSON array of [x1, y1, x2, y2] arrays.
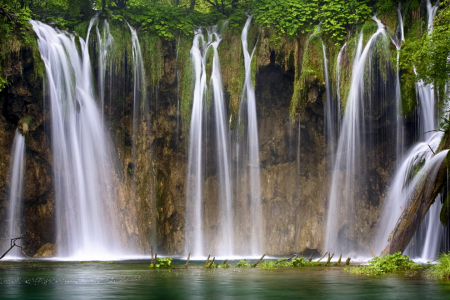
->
[[334, 254, 342, 266], [325, 253, 335, 266], [317, 252, 328, 262], [428, 144, 436, 155], [252, 254, 266, 267], [185, 253, 191, 268], [275, 253, 297, 265], [208, 257, 215, 268], [369, 249, 376, 258]]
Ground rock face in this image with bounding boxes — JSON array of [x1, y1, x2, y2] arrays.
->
[[34, 243, 56, 258], [0, 45, 54, 255], [0, 31, 403, 257]]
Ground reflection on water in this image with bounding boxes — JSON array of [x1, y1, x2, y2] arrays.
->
[[0, 260, 450, 299]]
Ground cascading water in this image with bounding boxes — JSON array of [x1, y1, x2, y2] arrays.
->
[[375, 0, 445, 260], [185, 26, 233, 257], [324, 18, 387, 255], [240, 16, 263, 255], [394, 5, 405, 161], [323, 42, 338, 167], [31, 19, 123, 259], [128, 24, 147, 166], [96, 20, 113, 122], [3, 130, 26, 257]]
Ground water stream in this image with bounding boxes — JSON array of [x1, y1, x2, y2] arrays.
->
[[31, 20, 123, 260], [3, 130, 26, 257], [325, 17, 387, 255]]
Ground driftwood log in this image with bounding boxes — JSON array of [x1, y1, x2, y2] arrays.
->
[[380, 148, 449, 256]]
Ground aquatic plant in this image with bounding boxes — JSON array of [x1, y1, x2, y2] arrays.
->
[[258, 260, 277, 270], [346, 252, 422, 276], [291, 257, 313, 267], [427, 252, 450, 279], [149, 257, 173, 269], [236, 259, 251, 268]]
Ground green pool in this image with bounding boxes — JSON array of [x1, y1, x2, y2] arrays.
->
[[0, 259, 449, 299]]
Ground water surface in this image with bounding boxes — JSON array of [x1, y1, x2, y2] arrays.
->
[[0, 259, 449, 299]]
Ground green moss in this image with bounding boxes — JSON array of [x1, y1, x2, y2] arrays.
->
[[22, 116, 32, 126], [140, 33, 163, 87], [179, 36, 195, 140], [400, 70, 417, 116], [290, 34, 325, 119], [218, 32, 244, 129]]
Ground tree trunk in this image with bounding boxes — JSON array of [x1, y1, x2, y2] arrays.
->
[[190, 0, 195, 12], [380, 139, 450, 256]]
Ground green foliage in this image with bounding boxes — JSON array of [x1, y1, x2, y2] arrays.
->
[[319, 0, 372, 45], [0, 76, 6, 92], [427, 252, 450, 279], [149, 257, 173, 268], [252, 0, 318, 39], [291, 256, 313, 267], [218, 262, 231, 268], [290, 34, 324, 119], [236, 259, 251, 267], [258, 260, 277, 270], [346, 252, 422, 276]]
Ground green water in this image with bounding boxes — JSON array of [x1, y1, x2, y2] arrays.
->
[[0, 259, 449, 299]]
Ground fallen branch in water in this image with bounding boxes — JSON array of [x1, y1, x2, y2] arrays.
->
[[317, 252, 328, 262], [0, 236, 25, 260], [275, 253, 297, 265], [252, 254, 266, 267], [208, 257, 215, 268], [185, 253, 191, 268], [325, 253, 334, 266]]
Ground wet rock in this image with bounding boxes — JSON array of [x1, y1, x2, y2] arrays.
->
[[34, 243, 57, 258]]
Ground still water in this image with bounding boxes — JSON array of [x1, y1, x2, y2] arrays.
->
[[0, 259, 449, 299]]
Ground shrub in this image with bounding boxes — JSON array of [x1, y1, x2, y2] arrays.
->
[[427, 252, 450, 279], [291, 257, 313, 267], [236, 259, 251, 267], [149, 257, 172, 269], [346, 252, 422, 275]]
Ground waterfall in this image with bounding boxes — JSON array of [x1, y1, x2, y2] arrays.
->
[[96, 20, 113, 122], [323, 42, 337, 167], [375, 0, 444, 260], [3, 130, 26, 257], [240, 16, 263, 255], [31, 19, 123, 259], [185, 26, 233, 257], [324, 17, 386, 255], [394, 6, 405, 161], [128, 23, 146, 166], [335, 42, 346, 130]]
